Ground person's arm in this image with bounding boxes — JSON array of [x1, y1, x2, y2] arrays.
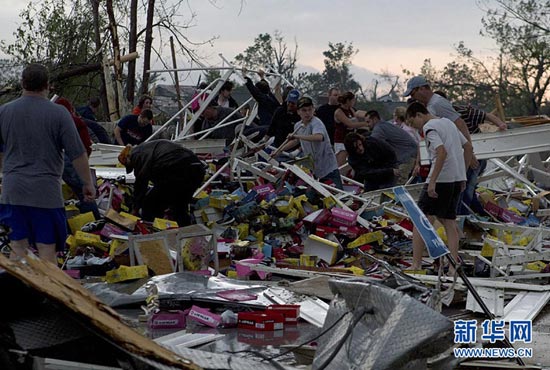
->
[[290, 132, 323, 142], [279, 138, 300, 153], [72, 152, 96, 201], [463, 141, 474, 176], [428, 145, 447, 198], [334, 109, 368, 129], [485, 112, 507, 131], [114, 126, 125, 145], [453, 116, 480, 169]]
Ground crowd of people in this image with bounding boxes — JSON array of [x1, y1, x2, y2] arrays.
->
[[0, 63, 508, 273]]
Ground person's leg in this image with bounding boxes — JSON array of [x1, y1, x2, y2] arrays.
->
[[396, 157, 416, 185], [320, 169, 343, 190], [440, 218, 459, 262], [141, 186, 170, 221], [9, 239, 29, 260], [36, 243, 57, 265], [411, 226, 425, 270], [29, 207, 67, 266]]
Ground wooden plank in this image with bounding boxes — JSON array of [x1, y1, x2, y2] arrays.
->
[[0, 253, 201, 369]]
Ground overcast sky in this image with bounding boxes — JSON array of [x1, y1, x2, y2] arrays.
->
[[0, 0, 499, 87]]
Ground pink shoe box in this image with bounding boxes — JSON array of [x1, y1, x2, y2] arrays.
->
[[148, 310, 186, 329], [330, 207, 357, 227], [252, 184, 275, 200], [187, 305, 222, 328], [238, 311, 285, 331], [266, 305, 300, 325]]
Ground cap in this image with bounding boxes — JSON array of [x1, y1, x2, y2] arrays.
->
[[118, 145, 133, 173], [286, 89, 300, 103], [403, 75, 429, 97], [297, 96, 313, 109]]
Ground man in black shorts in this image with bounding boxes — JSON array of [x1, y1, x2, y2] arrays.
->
[[406, 102, 473, 271]]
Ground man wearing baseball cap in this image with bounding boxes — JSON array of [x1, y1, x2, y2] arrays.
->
[[280, 96, 342, 189], [266, 89, 301, 147]]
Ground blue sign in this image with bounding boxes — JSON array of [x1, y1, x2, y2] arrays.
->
[[393, 186, 449, 259]]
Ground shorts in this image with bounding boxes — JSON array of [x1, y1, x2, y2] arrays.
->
[[334, 142, 346, 154], [417, 182, 462, 220], [0, 204, 68, 251]]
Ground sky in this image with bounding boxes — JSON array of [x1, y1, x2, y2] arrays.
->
[[0, 0, 500, 88]]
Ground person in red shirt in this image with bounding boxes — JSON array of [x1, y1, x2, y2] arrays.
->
[[132, 95, 153, 115], [55, 97, 99, 218]]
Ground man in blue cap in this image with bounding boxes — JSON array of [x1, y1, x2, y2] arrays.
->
[[266, 89, 301, 147]]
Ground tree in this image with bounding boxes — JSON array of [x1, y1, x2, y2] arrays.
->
[[1, 0, 216, 118], [234, 31, 298, 83], [480, 0, 550, 114], [321, 42, 360, 93]]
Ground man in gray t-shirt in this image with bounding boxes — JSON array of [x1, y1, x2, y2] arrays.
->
[[365, 110, 418, 185], [281, 97, 342, 189], [0, 64, 95, 264]]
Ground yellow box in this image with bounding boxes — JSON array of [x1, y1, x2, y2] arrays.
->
[[66, 234, 77, 255], [227, 270, 238, 279], [153, 218, 179, 230], [120, 212, 141, 222], [303, 235, 339, 265], [109, 239, 128, 256], [347, 231, 385, 249], [300, 254, 317, 267], [282, 258, 300, 266], [105, 265, 148, 283], [322, 197, 336, 209], [236, 223, 249, 239], [68, 212, 95, 235], [75, 231, 109, 251]]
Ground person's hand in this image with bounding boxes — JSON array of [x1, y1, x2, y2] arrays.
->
[[393, 168, 400, 176], [460, 181, 466, 192], [497, 121, 507, 131], [287, 133, 296, 140], [82, 184, 96, 202], [470, 154, 480, 169], [427, 181, 438, 198], [412, 164, 420, 176], [258, 68, 265, 79]]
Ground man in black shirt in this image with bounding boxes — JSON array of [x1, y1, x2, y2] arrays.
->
[[315, 87, 340, 145]]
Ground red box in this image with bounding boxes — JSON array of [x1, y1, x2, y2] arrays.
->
[[238, 311, 284, 331], [266, 305, 300, 325]]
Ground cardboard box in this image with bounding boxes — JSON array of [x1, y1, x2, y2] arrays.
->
[[238, 311, 284, 331], [330, 207, 357, 227], [105, 265, 148, 283], [266, 305, 300, 325], [148, 310, 186, 329], [187, 305, 222, 328], [303, 234, 339, 265], [68, 212, 95, 235], [153, 218, 179, 230]]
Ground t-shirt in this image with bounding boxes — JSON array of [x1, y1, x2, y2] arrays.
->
[[117, 114, 153, 145], [333, 107, 355, 144], [427, 94, 460, 122], [454, 105, 486, 134], [370, 121, 418, 164], [423, 117, 468, 183], [315, 104, 339, 145], [294, 116, 338, 179], [0, 96, 86, 208]]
